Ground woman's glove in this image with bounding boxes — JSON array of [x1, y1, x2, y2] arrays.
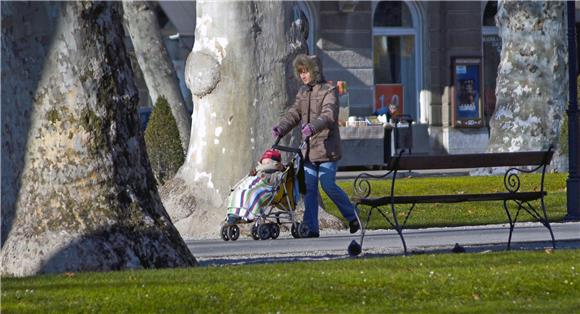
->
[[272, 126, 282, 139], [301, 123, 314, 137]]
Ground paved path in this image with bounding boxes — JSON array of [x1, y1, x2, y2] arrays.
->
[[186, 222, 580, 265]]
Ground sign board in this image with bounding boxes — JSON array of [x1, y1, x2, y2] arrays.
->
[[374, 84, 404, 118], [451, 57, 483, 128]]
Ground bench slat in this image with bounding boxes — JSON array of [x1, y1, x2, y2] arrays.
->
[[387, 151, 553, 171], [357, 192, 546, 207]]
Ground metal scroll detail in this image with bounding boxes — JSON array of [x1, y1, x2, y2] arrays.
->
[[354, 176, 371, 198], [503, 168, 521, 193], [353, 170, 393, 198], [503, 163, 544, 193]]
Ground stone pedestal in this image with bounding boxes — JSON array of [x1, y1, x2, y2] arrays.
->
[[429, 126, 490, 154], [338, 126, 385, 167]]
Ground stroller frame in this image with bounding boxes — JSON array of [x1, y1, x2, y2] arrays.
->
[[220, 140, 309, 241]]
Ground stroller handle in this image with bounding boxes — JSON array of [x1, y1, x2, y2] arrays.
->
[[272, 136, 302, 154]]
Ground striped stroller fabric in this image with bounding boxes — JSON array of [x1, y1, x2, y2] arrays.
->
[[227, 171, 285, 221]]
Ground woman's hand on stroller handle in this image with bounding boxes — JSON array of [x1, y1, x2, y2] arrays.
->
[[271, 126, 282, 139]]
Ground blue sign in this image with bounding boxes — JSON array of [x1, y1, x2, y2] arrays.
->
[[453, 58, 482, 127]]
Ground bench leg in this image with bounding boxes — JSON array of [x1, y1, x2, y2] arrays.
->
[[503, 200, 517, 250], [348, 205, 373, 256], [540, 198, 557, 249], [349, 203, 412, 256], [391, 204, 408, 255], [376, 205, 408, 255], [521, 199, 557, 249], [504, 199, 557, 250]]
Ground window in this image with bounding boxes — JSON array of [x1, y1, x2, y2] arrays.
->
[[373, 1, 421, 121], [374, 1, 413, 27], [482, 1, 497, 26], [293, 2, 315, 54]]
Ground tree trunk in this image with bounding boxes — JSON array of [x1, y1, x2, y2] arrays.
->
[[161, 1, 342, 238], [1, 2, 196, 277], [1, 2, 59, 247], [122, 1, 191, 152], [488, 1, 567, 152]]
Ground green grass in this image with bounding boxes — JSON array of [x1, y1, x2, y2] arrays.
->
[[323, 173, 568, 229], [2, 250, 579, 313]]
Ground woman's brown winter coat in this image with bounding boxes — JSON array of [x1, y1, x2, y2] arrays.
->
[[276, 55, 342, 162]]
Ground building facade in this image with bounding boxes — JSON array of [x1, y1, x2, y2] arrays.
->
[[155, 1, 580, 157]]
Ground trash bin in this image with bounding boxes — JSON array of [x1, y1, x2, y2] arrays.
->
[[384, 114, 413, 162]]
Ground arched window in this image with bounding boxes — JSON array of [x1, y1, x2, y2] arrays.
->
[[373, 1, 422, 122], [374, 1, 413, 27], [293, 2, 315, 54], [482, 1, 498, 27], [482, 1, 500, 127]]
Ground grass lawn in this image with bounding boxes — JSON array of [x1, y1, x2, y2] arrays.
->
[[2, 250, 579, 313], [323, 173, 568, 229]]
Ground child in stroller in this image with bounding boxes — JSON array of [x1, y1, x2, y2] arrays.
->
[[226, 149, 285, 223], [220, 147, 308, 241]]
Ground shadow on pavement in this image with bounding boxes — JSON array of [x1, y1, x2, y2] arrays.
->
[[197, 239, 580, 267]]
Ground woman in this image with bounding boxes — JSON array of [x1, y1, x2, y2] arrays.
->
[[272, 54, 359, 238]]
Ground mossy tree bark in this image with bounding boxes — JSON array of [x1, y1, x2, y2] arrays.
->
[[1, 2, 196, 277], [488, 1, 567, 153], [123, 1, 191, 152], [161, 2, 344, 238]]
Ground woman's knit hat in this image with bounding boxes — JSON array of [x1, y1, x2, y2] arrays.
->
[[260, 149, 282, 162]]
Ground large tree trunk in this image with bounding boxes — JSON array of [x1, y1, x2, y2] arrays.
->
[[1, 2, 59, 247], [1, 2, 196, 277], [160, 1, 343, 238], [123, 1, 191, 152], [488, 1, 567, 152]]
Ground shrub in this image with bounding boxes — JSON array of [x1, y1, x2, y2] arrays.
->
[[144, 96, 185, 185]]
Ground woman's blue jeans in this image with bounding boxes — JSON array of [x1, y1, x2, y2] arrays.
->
[[303, 161, 356, 233]]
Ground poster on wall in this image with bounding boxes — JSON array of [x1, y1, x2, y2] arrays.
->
[[374, 84, 404, 118], [451, 57, 483, 128]]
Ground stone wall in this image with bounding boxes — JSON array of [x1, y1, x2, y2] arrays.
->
[[317, 2, 374, 116]]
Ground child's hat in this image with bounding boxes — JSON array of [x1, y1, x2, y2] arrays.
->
[[260, 149, 282, 162]]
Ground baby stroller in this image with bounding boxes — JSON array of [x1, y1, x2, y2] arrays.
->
[[220, 139, 310, 241]]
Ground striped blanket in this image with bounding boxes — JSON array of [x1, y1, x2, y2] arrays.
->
[[227, 171, 284, 221]]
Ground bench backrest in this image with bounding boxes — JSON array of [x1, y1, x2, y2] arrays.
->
[[386, 150, 554, 171]]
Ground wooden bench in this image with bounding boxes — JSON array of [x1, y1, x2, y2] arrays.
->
[[347, 147, 556, 256]]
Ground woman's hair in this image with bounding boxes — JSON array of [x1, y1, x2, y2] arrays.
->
[[292, 54, 324, 83]]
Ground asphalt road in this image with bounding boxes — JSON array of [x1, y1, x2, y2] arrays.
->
[[186, 222, 580, 266]]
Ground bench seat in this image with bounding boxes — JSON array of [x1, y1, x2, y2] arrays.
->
[[357, 191, 547, 207]]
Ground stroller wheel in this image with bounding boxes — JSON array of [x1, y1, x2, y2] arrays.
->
[[258, 224, 271, 240], [270, 224, 280, 239], [250, 225, 260, 240], [291, 222, 301, 238], [220, 225, 230, 241], [298, 223, 310, 238], [228, 225, 240, 241]]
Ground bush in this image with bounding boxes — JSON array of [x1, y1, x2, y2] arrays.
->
[[144, 96, 184, 185]]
